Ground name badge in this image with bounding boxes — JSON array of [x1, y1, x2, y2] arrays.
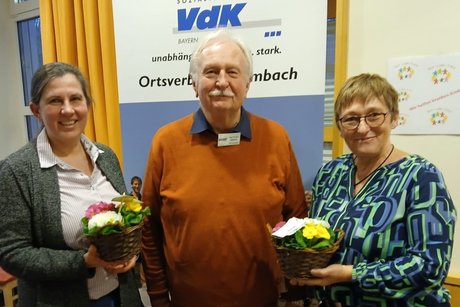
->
[[217, 132, 241, 147]]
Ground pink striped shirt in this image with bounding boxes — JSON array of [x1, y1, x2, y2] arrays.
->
[[36, 130, 121, 299]]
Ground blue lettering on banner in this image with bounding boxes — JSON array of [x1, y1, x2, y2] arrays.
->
[[177, 3, 246, 31]]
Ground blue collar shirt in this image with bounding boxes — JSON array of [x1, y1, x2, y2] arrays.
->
[[190, 107, 252, 139]]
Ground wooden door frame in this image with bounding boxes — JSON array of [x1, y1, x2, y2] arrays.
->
[[325, 0, 348, 158]]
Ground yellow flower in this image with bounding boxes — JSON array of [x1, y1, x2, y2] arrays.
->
[[125, 200, 142, 212], [302, 224, 318, 239], [302, 223, 331, 240], [315, 224, 331, 240]]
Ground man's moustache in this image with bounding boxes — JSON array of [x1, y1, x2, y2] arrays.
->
[[209, 89, 234, 97]]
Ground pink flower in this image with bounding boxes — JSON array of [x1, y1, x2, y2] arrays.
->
[[272, 221, 287, 233], [84, 202, 116, 219]]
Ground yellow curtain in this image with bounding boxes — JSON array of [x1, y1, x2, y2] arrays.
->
[[39, 0, 123, 165]]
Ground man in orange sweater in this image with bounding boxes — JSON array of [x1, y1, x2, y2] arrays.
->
[[141, 29, 308, 307]]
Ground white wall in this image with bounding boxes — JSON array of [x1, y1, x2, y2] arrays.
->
[[348, 0, 460, 274], [0, 0, 35, 160]]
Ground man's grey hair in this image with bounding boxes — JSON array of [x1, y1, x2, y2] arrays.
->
[[189, 30, 253, 83]]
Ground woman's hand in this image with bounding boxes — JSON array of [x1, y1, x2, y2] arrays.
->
[[289, 264, 353, 287], [104, 254, 137, 274], [84, 244, 137, 274]]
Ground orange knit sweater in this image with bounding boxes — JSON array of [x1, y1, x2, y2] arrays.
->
[[142, 111, 307, 307]]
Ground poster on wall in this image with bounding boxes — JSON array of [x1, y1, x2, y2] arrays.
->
[[112, 0, 327, 188], [113, 0, 326, 102], [388, 53, 460, 135]]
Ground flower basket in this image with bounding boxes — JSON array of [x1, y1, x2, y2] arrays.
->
[[269, 217, 344, 278], [81, 195, 151, 262], [274, 229, 344, 278], [90, 222, 144, 262]]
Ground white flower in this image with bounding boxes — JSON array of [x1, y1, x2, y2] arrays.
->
[[88, 211, 123, 230], [273, 217, 331, 238], [272, 217, 306, 238], [304, 217, 330, 229]]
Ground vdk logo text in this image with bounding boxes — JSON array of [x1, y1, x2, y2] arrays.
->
[[177, 3, 246, 31]]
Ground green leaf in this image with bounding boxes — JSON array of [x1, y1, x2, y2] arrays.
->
[[311, 240, 331, 249], [124, 213, 142, 227], [100, 225, 122, 235], [294, 230, 307, 248]]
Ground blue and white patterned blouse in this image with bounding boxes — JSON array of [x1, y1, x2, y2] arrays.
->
[[311, 154, 456, 306]]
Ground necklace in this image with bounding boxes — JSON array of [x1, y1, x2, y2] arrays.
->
[[354, 144, 394, 186]]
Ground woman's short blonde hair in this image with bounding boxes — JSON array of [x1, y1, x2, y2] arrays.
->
[[334, 73, 399, 125]]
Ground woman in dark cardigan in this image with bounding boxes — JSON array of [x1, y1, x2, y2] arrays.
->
[[0, 62, 142, 307]]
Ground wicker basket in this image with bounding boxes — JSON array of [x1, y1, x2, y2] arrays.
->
[[274, 229, 344, 278], [90, 222, 144, 262]]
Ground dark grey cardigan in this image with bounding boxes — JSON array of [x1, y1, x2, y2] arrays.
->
[[0, 140, 142, 307]]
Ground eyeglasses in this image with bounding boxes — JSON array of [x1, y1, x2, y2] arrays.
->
[[338, 112, 388, 130]]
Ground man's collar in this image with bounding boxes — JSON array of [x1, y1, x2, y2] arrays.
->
[[190, 107, 252, 139]]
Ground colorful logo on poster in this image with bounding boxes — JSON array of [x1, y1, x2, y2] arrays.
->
[[398, 89, 411, 103], [430, 111, 448, 125], [397, 65, 415, 80], [431, 67, 452, 84], [398, 114, 408, 126]]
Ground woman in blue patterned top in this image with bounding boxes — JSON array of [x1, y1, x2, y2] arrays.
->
[[291, 73, 456, 306]]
